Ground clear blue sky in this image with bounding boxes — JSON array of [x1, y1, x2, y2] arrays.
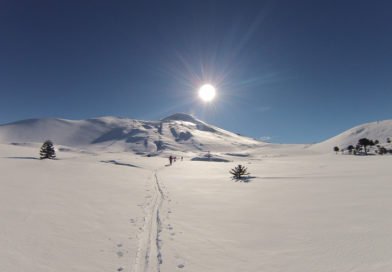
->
[[1, 0, 391, 143]]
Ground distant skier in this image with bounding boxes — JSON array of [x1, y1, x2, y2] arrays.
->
[[169, 155, 173, 165]]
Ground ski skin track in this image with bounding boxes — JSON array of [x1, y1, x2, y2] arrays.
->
[[132, 169, 165, 272]]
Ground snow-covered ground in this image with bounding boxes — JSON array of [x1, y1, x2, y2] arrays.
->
[[1, 140, 392, 271], [0, 144, 151, 272]]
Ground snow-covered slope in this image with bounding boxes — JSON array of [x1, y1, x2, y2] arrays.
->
[[2, 115, 391, 155], [0, 113, 263, 154], [311, 119, 392, 152], [2, 118, 392, 271], [2, 141, 392, 272]]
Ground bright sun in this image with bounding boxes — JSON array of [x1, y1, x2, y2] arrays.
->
[[198, 84, 216, 102]]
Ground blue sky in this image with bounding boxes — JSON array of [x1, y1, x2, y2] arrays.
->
[[1, 0, 391, 143]]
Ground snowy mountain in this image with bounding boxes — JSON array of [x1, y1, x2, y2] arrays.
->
[[311, 119, 392, 152], [0, 113, 263, 154], [1, 114, 391, 155]]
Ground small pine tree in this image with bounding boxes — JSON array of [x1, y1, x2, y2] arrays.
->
[[40, 140, 56, 159], [230, 164, 249, 180]]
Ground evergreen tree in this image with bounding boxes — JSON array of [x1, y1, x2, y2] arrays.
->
[[378, 146, 387, 155], [358, 138, 372, 155], [230, 165, 249, 180], [40, 140, 56, 159]]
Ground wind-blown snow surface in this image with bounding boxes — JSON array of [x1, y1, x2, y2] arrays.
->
[[1, 116, 392, 271]]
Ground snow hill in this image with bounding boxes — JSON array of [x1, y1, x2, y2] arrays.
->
[[311, 119, 392, 152], [1, 114, 391, 155], [0, 113, 262, 154]]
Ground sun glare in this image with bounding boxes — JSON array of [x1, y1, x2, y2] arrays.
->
[[198, 84, 216, 102]]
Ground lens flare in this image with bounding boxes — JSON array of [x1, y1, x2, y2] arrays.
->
[[198, 84, 216, 102]]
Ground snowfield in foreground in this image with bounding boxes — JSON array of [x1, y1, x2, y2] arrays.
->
[[1, 143, 392, 272]]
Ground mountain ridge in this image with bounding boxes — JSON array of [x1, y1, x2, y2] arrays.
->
[[1, 114, 391, 155], [0, 113, 262, 154]]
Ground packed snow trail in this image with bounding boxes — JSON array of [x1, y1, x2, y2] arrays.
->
[[133, 169, 165, 272]]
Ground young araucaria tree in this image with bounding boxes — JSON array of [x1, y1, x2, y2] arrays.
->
[[230, 164, 249, 180], [40, 140, 56, 159]]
